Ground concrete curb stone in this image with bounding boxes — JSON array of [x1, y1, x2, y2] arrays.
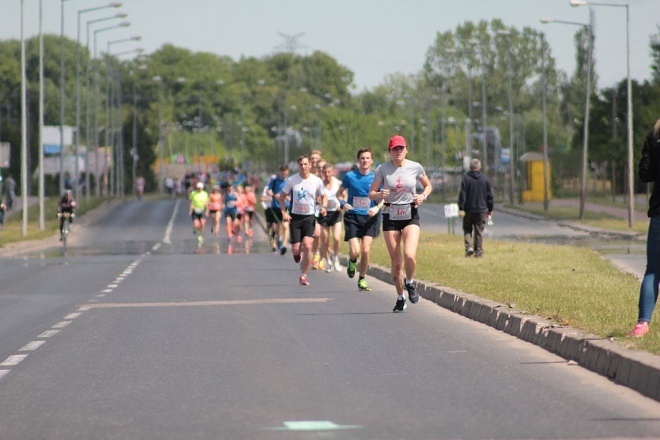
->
[[355, 259, 660, 402]]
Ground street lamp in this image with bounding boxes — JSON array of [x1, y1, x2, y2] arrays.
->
[[570, 0, 633, 228], [497, 29, 516, 205], [20, 0, 28, 235], [542, 13, 593, 220], [86, 17, 129, 202], [74, 2, 123, 199]]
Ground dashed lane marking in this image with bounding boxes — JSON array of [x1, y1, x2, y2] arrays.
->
[[0, 355, 28, 366], [19, 341, 45, 351]]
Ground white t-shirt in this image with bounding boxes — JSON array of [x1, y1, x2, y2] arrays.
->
[[323, 177, 341, 212], [282, 173, 325, 216], [374, 160, 426, 205]]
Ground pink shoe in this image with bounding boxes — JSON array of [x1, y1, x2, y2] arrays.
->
[[627, 322, 649, 337], [299, 274, 309, 286]]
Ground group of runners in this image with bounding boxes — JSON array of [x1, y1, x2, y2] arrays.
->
[[262, 135, 432, 313], [188, 181, 257, 246]]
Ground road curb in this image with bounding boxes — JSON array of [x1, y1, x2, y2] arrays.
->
[[358, 260, 660, 402]]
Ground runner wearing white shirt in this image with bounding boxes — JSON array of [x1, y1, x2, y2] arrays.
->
[[279, 155, 327, 286], [318, 163, 343, 273]]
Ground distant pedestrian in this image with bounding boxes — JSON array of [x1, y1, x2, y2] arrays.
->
[[458, 159, 494, 258], [4, 174, 15, 211], [628, 119, 660, 337]]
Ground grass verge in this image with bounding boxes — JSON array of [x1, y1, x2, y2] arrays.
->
[[363, 232, 659, 354]]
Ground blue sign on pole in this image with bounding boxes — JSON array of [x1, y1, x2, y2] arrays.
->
[[500, 148, 511, 164]]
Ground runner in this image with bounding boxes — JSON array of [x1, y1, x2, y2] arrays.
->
[[369, 135, 432, 312], [208, 185, 223, 237], [189, 181, 210, 246], [279, 155, 327, 286], [223, 184, 240, 241], [318, 162, 343, 272], [243, 183, 257, 237], [338, 147, 383, 292], [267, 165, 290, 255], [262, 174, 277, 250], [309, 150, 324, 270]]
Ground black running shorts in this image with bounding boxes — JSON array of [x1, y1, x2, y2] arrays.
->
[[382, 205, 420, 232], [343, 211, 381, 241], [289, 213, 316, 244], [318, 210, 342, 228]]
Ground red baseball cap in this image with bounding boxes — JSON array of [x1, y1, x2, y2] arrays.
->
[[388, 135, 407, 150]]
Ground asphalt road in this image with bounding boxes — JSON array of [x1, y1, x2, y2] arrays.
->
[[0, 198, 658, 439]]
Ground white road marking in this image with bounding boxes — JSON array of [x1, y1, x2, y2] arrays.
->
[[19, 341, 45, 351], [80, 298, 334, 309], [0, 370, 10, 381], [64, 313, 81, 320], [38, 329, 60, 338], [163, 199, 180, 244], [52, 321, 71, 329], [1, 355, 28, 366], [107, 284, 118, 288], [102, 289, 112, 293]]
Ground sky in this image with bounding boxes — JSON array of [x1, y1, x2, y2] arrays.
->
[[1, 0, 658, 93]]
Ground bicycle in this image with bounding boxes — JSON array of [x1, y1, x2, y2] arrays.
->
[[58, 212, 74, 248]]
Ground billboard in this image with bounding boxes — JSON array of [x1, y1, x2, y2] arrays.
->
[[43, 125, 74, 155]]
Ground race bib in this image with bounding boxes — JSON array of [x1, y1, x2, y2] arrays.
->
[[194, 208, 205, 215], [389, 204, 411, 220], [292, 201, 312, 215], [352, 196, 370, 209]]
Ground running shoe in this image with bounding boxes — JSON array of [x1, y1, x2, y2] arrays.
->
[[311, 253, 320, 270], [465, 248, 474, 257], [293, 254, 301, 263], [358, 278, 371, 291], [406, 282, 419, 303], [197, 235, 203, 245], [627, 322, 649, 337], [393, 297, 407, 313], [324, 259, 333, 273], [280, 245, 287, 255], [347, 260, 356, 278], [318, 258, 326, 271], [333, 256, 341, 272], [299, 274, 309, 286]]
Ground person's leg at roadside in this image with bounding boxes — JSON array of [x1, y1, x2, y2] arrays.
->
[[357, 235, 373, 291], [331, 221, 342, 271], [347, 237, 360, 278], [311, 223, 322, 270], [383, 230, 406, 312], [319, 225, 331, 272], [463, 213, 474, 257], [629, 216, 660, 337], [401, 224, 420, 303], [473, 213, 487, 257]]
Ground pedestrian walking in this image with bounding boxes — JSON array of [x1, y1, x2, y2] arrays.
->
[[369, 135, 432, 312], [458, 158, 494, 258], [3, 174, 15, 211], [628, 119, 660, 337]]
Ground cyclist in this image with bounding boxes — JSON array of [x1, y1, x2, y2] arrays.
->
[[189, 182, 209, 245], [57, 190, 77, 241]]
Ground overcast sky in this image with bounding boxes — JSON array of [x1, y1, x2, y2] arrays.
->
[[1, 0, 657, 92]]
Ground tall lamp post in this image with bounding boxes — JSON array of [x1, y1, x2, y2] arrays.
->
[[570, 0, 633, 228], [86, 17, 129, 202], [74, 2, 123, 199], [541, 14, 593, 219], [497, 30, 516, 204], [20, 0, 28, 236]]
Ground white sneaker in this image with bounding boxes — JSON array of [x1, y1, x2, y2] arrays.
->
[[324, 258, 333, 273], [333, 256, 341, 272]]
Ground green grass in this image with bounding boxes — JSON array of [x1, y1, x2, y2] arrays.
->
[[0, 196, 110, 247], [359, 232, 660, 354], [505, 203, 649, 234]]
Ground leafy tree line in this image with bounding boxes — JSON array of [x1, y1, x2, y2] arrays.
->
[[0, 19, 658, 199]]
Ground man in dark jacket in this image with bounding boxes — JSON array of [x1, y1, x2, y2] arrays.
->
[[458, 159, 494, 257]]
